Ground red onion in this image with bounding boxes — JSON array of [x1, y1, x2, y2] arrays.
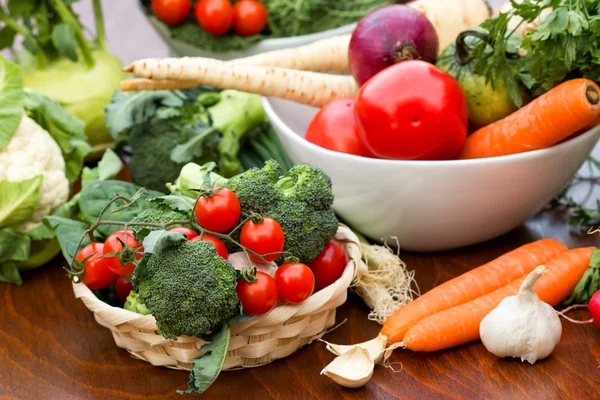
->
[[348, 5, 439, 86]]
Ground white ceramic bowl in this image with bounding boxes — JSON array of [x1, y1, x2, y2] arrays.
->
[[147, 15, 355, 60], [263, 97, 600, 252]]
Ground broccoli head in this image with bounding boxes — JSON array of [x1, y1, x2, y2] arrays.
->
[[132, 240, 241, 340], [124, 291, 151, 315], [131, 206, 194, 240]]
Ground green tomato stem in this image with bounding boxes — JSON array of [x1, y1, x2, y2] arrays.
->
[[49, 0, 95, 68], [92, 0, 106, 48]]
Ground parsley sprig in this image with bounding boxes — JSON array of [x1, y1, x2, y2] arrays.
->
[[470, 0, 600, 108]]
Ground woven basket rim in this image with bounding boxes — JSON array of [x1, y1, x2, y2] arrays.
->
[[72, 224, 360, 339]]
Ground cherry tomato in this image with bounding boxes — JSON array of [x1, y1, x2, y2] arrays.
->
[[275, 263, 315, 304], [232, 0, 268, 36], [194, 0, 234, 36], [240, 217, 284, 262], [152, 0, 191, 25], [309, 241, 346, 290], [190, 234, 229, 259], [236, 271, 278, 316], [354, 60, 468, 160], [103, 230, 144, 276], [168, 227, 199, 240], [194, 188, 241, 233], [305, 98, 374, 157], [115, 276, 133, 305], [77, 243, 118, 290]]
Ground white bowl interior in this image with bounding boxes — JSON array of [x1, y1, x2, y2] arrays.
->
[[263, 96, 600, 252]]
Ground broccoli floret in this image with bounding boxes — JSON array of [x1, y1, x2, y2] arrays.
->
[[132, 240, 241, 340], [227, 161, 282, 214], [124, 291, 151, 315], [131, 206, 193, 239], [276, 163, 335, 211]]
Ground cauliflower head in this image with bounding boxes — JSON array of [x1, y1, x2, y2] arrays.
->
[[0, 113, 69, 231]]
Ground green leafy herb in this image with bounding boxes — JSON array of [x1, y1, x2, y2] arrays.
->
[[178, 325, 231, 395], [471, 0, 600, 107], [563, 247, 600, 305]]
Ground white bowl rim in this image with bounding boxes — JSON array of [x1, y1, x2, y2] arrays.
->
[[262, 96, 600, 168]]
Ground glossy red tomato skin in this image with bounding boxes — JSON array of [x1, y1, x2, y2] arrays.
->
[[275, 263, 315, 304], [168, 227, 199, 240], [240, 217, 285, 262], [103, 230, 143, 276], [305, 98, 374, 157], [77, 243, 118, 290], [194, 0, 234, 36], [355, 60, 468, 160], [236, 271, 279, 316], [232, 0, 268, 36], [152, 0, 191, 25], [308, 241, 347, 290], [115, 276, 133, 305], [190, 234, 229, 259], [194, 188, 241, 233]]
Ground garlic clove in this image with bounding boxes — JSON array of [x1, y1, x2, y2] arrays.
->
[[320, 347, 374, 388], [323, 333, 387, 364]]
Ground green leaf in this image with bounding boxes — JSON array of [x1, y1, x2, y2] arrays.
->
[[0, 228, 31, 263], [148, 195, 194, 212], [170, 126, 218, 164], [44, 216, 90, 266], [178, 325, 231, 395], [24, 90, 91, 183], [78, 180, 162, 238], [0, 262, 23, 285], [22, 35, 39, 55], [141, 230, 186, 255], [51, 23, 78, 62], [0, 56, 25, 148], [104, 90, 185, 142], [228, 313, 255, 325], [81, 148, 124, 187], [0, 176, 43, 229], [25, 222, 56, 241], [7, 0, 37, 17], [0, 27, 17, 50]]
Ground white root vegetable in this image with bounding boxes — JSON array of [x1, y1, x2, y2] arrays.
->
[[122, 59, 359, 107]]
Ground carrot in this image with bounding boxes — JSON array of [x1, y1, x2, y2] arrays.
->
[[458, 79, 600, 159], [380, 239, 567, 344], [589, 114, 600, 129], [122, 59, 359, 107], [401, 247, 594, 352]]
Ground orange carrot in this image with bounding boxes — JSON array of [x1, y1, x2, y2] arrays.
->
[[401, 247, 594, 352], [380, 239, 567, 344], [458, 79, 600, 159], [589, 114, 600, 129]]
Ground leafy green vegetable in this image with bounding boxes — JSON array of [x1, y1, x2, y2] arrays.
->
[[178, 325, 231, 395], [81, 148, 123, 186], [141, 230, 186, 254], [0, 228, 31, 263], [44, 216, 90, 266], [0, 55, 25, 148], [0, 176, 43, 229], [471, 0, 600, 107], [0, 262, 22, 285], [563, 248, 600, 305]]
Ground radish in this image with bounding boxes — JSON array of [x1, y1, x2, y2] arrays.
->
[[348, 4, 439, 86], [590, 290, 600, 328]]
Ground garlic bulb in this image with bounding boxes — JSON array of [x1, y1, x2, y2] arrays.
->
[[479, 266, 562, 364]]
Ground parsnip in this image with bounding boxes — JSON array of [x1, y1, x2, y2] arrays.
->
[[122, 59, 359, 107]]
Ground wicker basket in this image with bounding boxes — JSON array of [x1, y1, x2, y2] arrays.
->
[[72, 224, 360, 371]]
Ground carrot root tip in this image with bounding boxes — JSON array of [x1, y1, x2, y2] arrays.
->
[[586, 85, 599, 105]]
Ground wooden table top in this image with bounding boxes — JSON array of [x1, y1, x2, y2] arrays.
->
[[1, 207, 599, 400]]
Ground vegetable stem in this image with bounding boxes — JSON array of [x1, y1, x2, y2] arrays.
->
[[92, 0, 106, 48], [49, 0, 95, 68], [0, 12, 48, 68]]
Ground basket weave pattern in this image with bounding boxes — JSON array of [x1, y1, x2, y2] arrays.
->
[[73, 225, 360, 371]]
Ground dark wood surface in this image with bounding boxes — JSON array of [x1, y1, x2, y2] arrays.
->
[[1, 207, 599, 400]]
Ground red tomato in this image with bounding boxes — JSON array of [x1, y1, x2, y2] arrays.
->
[[103, 230, 143, 276], [232, 0, 268, 36], [354, 60, 468, 160], [240, 217, 284, 262], [236, 271, 279, 316], [305, 98, 374, 157], [152, 0, 191, 25], [308, 241, 346, 290], [275, 263, 315, 304], [77, 243, 118, 290], [194, 0, 234, 36], [190, 234, 229, 259], [115, 276, 133, 305], [168, 227, 199, 240], [195, 188, 241, 233]]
